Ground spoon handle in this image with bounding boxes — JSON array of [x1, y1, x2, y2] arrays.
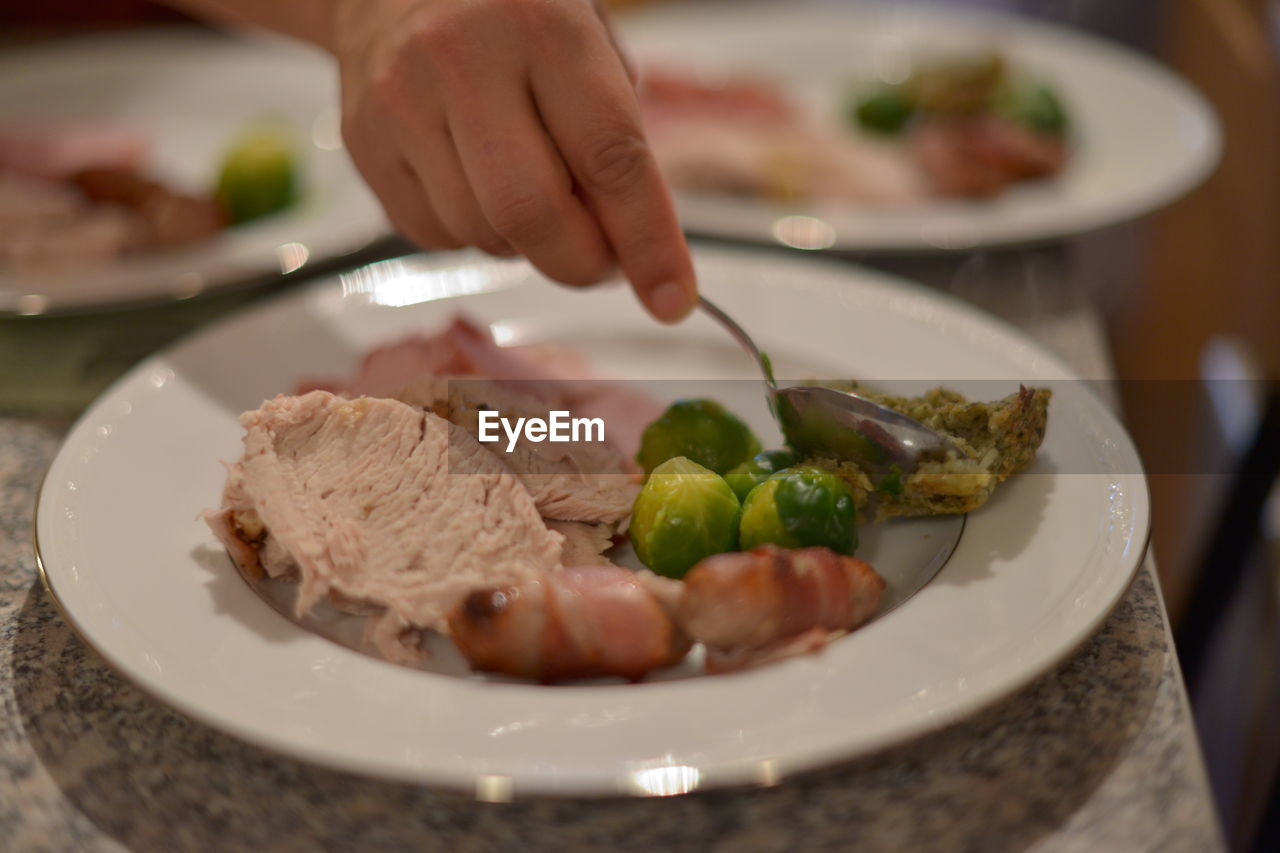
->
[[698, 295, 777, 390]]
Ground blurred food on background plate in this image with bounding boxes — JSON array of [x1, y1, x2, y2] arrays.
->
[[0, 120, 298, 272], [640, 51, 1070, 203]]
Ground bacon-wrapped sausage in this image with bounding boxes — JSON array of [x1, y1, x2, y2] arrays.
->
[[448, 566, 690, 683], [677, 545, 885, 672]]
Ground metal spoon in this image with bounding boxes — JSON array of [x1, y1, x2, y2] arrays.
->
[[698, 295, 956, 477]]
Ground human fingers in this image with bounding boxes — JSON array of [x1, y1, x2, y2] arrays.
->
[[530, 8, 696, 321], [392, 111, 516, 257], [592, 0, 637, 85], [423, 38, 616, 285], [343, 108, 462, 250]]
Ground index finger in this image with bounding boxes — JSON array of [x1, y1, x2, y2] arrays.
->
[[530, 17, 696, 322]]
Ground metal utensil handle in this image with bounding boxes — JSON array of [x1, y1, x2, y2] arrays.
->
[[698, 295, 777, 390]]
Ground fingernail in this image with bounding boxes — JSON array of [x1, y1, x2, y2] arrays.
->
[[649, 281, 694, 322]]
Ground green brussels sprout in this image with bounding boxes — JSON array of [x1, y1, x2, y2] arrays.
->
[[636, 398, 762, 476], [630, 456, 741, 578], [724, 448, 799, 504], [852, 87, 915, 134], [996, 80, 1069, 136], [216, 124, 298, 224], [739, 466, 858, 555]]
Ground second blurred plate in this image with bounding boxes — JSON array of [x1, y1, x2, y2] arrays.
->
[[618, 0, 1220, 252], [0, 28, 388, 315]]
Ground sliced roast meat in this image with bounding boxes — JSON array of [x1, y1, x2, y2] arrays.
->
[[205, 462, 268, 578], [72, 167, 225, 246], [0, 174, 83, 228], [0, 123, 146, 181], [395, 376, 640, 525], [204, 391, 564, 662], [297, 316, 572, 400], [297, 315, 665, 460], [0, 199, 146, 271], [544, 520, 616, 566]]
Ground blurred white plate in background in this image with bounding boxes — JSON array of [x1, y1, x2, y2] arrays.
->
[[0, 29, 387, 314], [619, 0, 1221, 251]]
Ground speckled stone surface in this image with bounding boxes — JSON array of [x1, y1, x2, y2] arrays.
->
[[0, 256, 1226, 852]]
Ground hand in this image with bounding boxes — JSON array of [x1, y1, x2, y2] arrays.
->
[[331, 0, 697, 321]]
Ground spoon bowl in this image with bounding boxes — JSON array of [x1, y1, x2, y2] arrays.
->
[[698, 295, 956, 475]]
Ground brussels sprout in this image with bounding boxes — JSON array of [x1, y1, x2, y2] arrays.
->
[[853, 87, 914, 134], [631, 456, 741, 578], [739, 466, 858, 555], [996, 80, 1069, 136], [216, 124, 298, 224], [636, 399, 762, 476], [724, 448, 798, 504]]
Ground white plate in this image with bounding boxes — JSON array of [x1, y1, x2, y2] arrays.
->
[[619, 0, 1220, 251], [0, 29, 387, 314], [35, 246, 1149, 796]]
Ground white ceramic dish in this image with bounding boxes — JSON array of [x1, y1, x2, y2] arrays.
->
[[35, 246, 1149, 796], [619, 0, 1220, 251], [0, 29, 387, 315]]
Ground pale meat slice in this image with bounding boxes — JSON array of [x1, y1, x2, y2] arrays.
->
[[298, 316, 665, 460], [0, 176, 147, 271], [297, 317, 573, 399], [205, 391, 564, 662], [544, 520, 615, 566], [639, 67, 924, 206], [0, 175, 83, 228], [204, 463, 267, 578], [206, 460, 304, 583], [646, 117, 923, 205], [0, 123, 146, 181], [71, 167, 226, 247], [395, 376, 640, 525]]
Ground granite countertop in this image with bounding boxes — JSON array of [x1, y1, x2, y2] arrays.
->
[[0, 247, 1226, 851]]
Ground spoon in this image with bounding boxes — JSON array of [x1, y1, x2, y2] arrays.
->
[[698, 295, 956, 478]]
